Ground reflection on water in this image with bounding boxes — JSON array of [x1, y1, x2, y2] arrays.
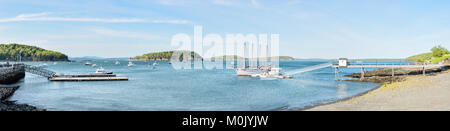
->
[[336, 83, 348, 99]]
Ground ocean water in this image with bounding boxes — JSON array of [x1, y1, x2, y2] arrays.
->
[[9, 60, 381, 111]]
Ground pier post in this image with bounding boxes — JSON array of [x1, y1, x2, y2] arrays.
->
[[423, 66, 426, 75], [334, 67, 340, 81], [392, 67, 395, 77], [360, 67, 365, 80]]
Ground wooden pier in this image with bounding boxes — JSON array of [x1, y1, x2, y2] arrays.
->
[[49, 77, 128, 81], [332, 62, 446, 80], [331, 63, 443, 68], [2, 63, 129, 82]]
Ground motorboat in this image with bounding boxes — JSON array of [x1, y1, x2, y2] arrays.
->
[[85, 61, 92, 66], [128, 61, 134, 67], [93, 67, 113, 74]]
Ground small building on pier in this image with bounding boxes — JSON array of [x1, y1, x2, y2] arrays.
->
[[338, 58, 349, 67]]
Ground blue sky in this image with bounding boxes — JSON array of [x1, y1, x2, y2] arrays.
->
[[0, 0, 449, 58]]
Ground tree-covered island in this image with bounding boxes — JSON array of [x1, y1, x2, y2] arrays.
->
[[0, 43, 68, 61]]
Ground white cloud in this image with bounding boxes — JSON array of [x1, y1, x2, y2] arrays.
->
[[0, 12, 191, 24], [16, 12, 50, 18]]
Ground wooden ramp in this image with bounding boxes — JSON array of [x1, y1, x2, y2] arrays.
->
[[49, 77, 128, 81]]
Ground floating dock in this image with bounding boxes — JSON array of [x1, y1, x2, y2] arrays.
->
[[58, 74, 116, 77], [49, 77, 128, 81]]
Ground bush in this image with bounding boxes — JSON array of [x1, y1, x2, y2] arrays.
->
[[431, 45, 449, 57]]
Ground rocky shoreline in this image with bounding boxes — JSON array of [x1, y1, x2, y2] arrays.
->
[[0, 86, 45, 111]]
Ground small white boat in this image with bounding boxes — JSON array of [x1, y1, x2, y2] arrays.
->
[[115, 61, 120, 65], [93, 67, 113, 74], [85, 61, 92, 66], [153, 62, 158, 66], [92, 64, 97, 67], [38, 63, 48, 68], [128, 61, 134, 67], [53, 62, 58, 65]]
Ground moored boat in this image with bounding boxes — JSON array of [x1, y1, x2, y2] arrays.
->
[[128, 61, 134, 67]]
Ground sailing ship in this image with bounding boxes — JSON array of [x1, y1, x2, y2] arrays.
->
[[235, 43, 289, 79]]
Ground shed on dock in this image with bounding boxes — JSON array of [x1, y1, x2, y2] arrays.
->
[[338, 58, 348, 67]]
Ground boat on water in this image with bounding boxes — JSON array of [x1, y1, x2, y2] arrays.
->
[[85, 61, 92, 66], [236, 67, 261, 76], [235, 42, 291, 79], [93, 67, 113, 74], [92, 64, 97, 67], [128, 61, 134, 67], [115, 60, 120, 65], [36, 63, 48, 68]]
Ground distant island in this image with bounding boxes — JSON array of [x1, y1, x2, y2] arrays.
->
[[132, 50, 202, 61], [0, 43, 68, 61], [406, 45, 449, 63]]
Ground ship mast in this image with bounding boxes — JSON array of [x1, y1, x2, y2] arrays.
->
[[266, 42, 269, 66], [251, 43, 254, 68], [243, 42, 246, 68]]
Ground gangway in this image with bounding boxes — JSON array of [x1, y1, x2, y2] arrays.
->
[[284, 63, 332, 76], [23, 64, 56, 78]]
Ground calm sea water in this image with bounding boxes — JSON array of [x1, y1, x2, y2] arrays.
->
[[9, 60, 381, 111]]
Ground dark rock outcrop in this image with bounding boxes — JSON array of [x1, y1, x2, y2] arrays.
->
[[0, 86, 44, 111], [0, 86, 20, 101], [0, 64, 25, 84]]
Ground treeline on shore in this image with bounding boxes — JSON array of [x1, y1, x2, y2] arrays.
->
[[407, 45, 450, 63], [0, 43, 68, 61]]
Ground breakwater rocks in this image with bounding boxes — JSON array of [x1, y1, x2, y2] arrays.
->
[[0, 86, 44, 111], [0, 64, 25, 84], [0, 86, 19, 100]]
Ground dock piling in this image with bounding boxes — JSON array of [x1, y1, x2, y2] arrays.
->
[[360, 67, 365, 80]]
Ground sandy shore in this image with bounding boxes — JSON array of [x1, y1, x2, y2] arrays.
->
[[306, 70, 450, 111]]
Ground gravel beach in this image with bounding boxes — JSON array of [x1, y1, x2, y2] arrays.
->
[[306, 70, 450, 111]]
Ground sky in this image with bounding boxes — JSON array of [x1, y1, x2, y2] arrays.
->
[[0, 0, 449, 59]]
